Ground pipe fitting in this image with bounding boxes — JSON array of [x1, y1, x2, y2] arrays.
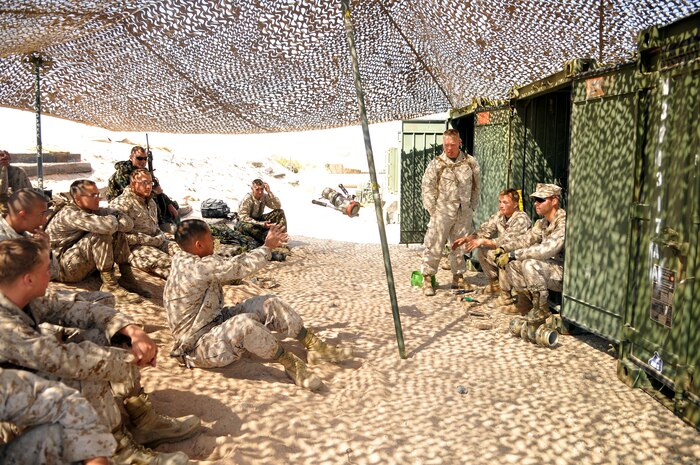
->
[[509, 316, 526, 337], [534, 324, 559, 347]]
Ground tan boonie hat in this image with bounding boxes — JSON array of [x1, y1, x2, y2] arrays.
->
[[530, 183, 562, 198]]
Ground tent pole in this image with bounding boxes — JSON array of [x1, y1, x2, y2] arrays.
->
[[341, 0, 406, 359], [34, 56, 43, 191]]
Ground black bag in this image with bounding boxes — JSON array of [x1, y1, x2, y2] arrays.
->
[[201, 198, 231, 218]]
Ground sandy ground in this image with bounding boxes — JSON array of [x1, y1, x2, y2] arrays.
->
[[50, 239, 700, 465], [5, 111, 697, 464]]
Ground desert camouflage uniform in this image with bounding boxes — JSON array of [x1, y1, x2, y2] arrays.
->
[[110, 186, 178, 279], [0, 291, 140, 435], [106, 160, 179, 226], [1, 215, 61, 280], [421, 151, 481, 276], [1, 219, 115, 307], [0, 368, 116, 464], [0, 166, 32, 214], [45, 204, 133, 282], [235, 191, 287, 244], [499, 208, 566, 301], [473, 210, 531, 280], [164, 246, 303, 368]]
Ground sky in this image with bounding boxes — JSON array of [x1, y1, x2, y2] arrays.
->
[[0, 107, 436, 170]]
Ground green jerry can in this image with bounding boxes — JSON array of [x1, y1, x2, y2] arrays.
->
[[616, 11, 700, 429]]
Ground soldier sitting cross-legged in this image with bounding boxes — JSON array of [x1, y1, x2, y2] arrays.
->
[[164, 219, 353, 391]]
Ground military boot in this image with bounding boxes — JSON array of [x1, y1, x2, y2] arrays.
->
[[493, 289, 515, 306], [112, 425, 189, 465], [524, 291, 552, 325], [483, 279, 500, 295], [275, 348, 323, 391], [124, 391, 201, 448], [451, 273, 467, 289], [118, 264, 153, 298], [298, 328, 353, 365], [423, 275, 436, 296], [100, 270, 142, 304]]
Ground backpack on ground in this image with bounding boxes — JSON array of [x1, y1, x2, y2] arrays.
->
[[201, 198, 231, 218]]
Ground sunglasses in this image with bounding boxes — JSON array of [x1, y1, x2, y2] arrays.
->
[[135, 156, 148, 161], [532, 197, 548, 203]]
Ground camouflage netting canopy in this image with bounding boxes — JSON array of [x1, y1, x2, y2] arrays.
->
[[1, 1, 699, 134]]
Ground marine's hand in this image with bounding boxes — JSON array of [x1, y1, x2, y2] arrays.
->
[[464, 237, 481, 252], [452, 236, 469, 250], [30, 228, 51, 247], [84, 458, 109, 465], [263, 182, 271, 194], [120, 324, 158, 367], [264, 223, 288, 249]]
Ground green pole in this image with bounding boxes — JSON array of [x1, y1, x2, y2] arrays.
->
[[341, 0, 406, 359]]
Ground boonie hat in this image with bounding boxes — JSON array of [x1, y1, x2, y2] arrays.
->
[[530, 183, 562, 198]]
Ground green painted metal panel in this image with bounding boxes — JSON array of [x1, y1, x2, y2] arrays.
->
[[510, 90, 571, 219], [618, 11, 700, 428], [473, 106, 511, 228], [563, 62, 638, 342], [399, 121, 445, 244]]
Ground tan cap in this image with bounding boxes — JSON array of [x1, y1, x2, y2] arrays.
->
[[530, 183, 562, 199]]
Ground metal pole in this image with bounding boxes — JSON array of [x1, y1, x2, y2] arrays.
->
[[341, 0, 406, 359], [34, 57, 43, 191]]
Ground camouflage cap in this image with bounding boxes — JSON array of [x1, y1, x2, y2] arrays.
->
[[530, 183, 562, 198]]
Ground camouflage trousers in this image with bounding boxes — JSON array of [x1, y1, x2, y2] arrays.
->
[[188, 295, 304, 369], [0, 370, 116, 464], [129, 240, 179, 279], [234, 208, 287, 245], [57, 232, 130, 282], [476, 247, 499, 280], [38, 328, 140, 433], [499, 258, 563, 303], [421, 206, 472, 276]]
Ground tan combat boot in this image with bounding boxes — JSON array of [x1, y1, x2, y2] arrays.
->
[[423, 275, 436, 296], [483, 279, 500, 294], [299, 328, 353, 365], [493, 289, 515, 309], [124, 390, 201, 448], [451, 273, 465, 289], [275, 348, 323, 391], [501, 291, 533, 315], [100, 269, 142, 304], [118, 263, 153, 298], [112, 425, 189, 465], [525, 291, 552, 325]]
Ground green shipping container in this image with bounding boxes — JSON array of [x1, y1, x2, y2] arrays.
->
[[563, 61, 638, 342], [617, 12, 700, 429]]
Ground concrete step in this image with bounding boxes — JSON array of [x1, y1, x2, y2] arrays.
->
[[10, 152, 82, 163], [15, 162, 93, 177]]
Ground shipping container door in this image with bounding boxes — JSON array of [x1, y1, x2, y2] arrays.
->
[[399, 121, 446, 244], [472, 106, 511, 228], [620, 20, 700, 425], [563, 64, 637, 342], [511, 91, 571, 217]]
